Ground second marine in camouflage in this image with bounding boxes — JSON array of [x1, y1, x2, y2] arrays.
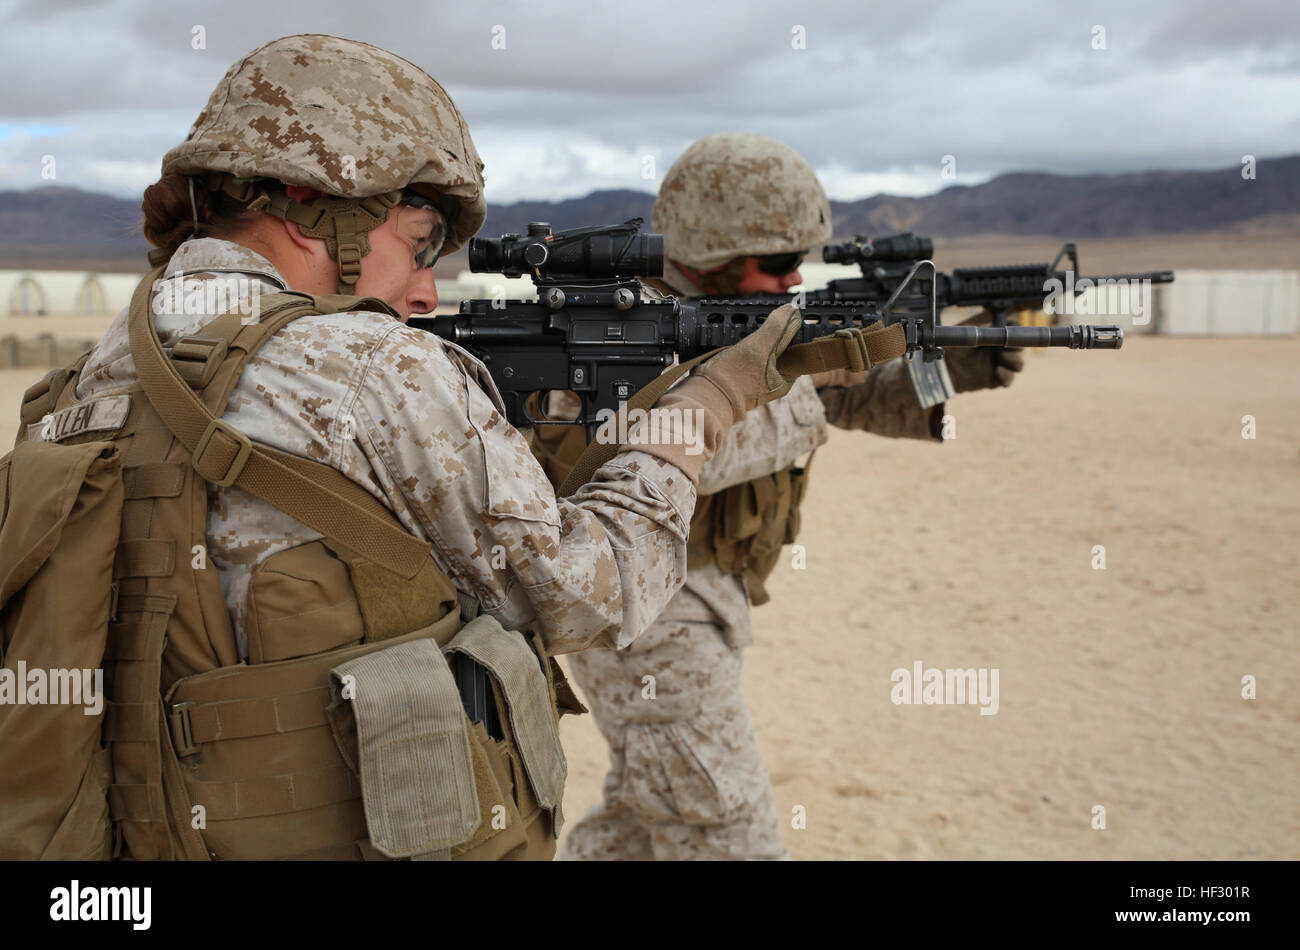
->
[[531, 132, 1025, 859]]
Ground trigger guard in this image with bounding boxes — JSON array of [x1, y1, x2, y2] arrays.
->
[[526, 390, 586, 427]]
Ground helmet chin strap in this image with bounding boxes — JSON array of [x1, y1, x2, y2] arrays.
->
[[201, 173, 401, 294]]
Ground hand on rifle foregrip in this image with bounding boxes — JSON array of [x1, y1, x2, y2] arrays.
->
[[601, 304, 804, 485], [945, 307, 1026, 392], [692, 303, 803, 416]]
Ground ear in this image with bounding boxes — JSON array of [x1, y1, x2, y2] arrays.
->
[[280, 185, 324, 252]]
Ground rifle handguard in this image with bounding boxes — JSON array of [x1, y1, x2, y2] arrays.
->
[[554, 315, 908, 497]]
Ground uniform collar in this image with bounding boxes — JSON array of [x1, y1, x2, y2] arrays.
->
[[163, 238, 290, 291]]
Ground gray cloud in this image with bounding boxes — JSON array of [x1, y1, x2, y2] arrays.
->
[[1140, 0, 1300, 63], [0, 0, 1296, 202]]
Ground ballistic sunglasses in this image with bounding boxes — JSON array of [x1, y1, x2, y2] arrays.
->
[[754, 251, 807, 276]]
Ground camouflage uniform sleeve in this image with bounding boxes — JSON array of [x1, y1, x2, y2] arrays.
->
[[349, 325, 695, 655], [696, 375, 828, 495], [811, 359, 943, 441]]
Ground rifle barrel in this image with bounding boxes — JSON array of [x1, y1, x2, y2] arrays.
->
[[933, 325, 1123, 349]]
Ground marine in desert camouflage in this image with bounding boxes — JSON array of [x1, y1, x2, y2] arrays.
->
[[4, 36, 806, 862], [533, 132, 1023, 860]]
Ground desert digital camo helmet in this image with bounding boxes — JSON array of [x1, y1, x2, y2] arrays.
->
[[652, 132, 832, 272], [162, 33, 486, 292]]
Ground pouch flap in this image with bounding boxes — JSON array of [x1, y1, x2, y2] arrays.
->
[[0, 439, 121, 610], [331, 639, 479, 859], [443, 615, 567, 836]]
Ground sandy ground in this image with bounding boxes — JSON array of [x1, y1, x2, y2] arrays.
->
[[0, 312, 119, 341], [2, 335, 1296, 861], [555, 336, 1300, 859], [928, 230, 1300, 273]]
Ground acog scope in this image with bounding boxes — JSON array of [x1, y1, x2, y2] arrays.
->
[[468, 219, 664, 281]]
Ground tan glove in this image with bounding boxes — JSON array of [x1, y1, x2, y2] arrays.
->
[[688, 302, 804, 416], [624, 304, 804, 482], [945, 346, 1024, 391]]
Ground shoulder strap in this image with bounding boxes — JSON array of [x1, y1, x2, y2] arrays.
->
[[556, 320, 905, 497], [176, 290, 394, 416], [125, 266, 429, 579]]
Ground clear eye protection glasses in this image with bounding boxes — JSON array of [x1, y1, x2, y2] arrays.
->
[[392, 190, 450, 270]]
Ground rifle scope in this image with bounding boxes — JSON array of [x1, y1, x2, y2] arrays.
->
[[468, 219, 664, 280], [823, 232, 934, 265]]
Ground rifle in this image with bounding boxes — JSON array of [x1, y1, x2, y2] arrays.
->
[[410, 220, 1124, 437], [807, 232, 1174, 405], [816, 232, 1174, 321]]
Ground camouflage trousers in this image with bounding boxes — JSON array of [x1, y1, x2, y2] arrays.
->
[[558, 615, 786, 861]]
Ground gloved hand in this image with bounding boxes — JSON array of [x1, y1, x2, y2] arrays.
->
[[944, 345, 1024, 391], [944, 308, 1025, 392], [624, 304, 803, 482], [689, 302, 804, 418]]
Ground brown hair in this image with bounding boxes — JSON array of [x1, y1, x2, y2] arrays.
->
[[140, 174, 263, 257]]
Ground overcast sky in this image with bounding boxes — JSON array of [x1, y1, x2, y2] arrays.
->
[[1, 0, 1297, 203]]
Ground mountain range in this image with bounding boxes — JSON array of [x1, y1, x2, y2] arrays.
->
[[0, 154, 1294, 272]]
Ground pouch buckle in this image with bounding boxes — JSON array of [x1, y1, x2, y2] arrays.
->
[[170, 336, 228, 389], [169, 702, 198, 758], [833, 327, 871, 373]]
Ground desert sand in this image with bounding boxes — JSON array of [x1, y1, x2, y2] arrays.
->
[[2, 332, 1296, 860], [554, 335, 1300, 859]]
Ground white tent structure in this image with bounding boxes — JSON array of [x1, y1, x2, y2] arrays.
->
[[1152, 270, 1299, 336], [0, 270, 143, 315], [437, 269, 533, 308]]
